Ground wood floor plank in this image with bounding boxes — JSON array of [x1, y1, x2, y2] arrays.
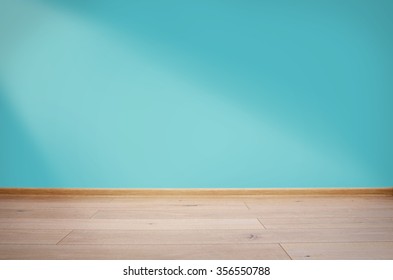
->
[[249, 206, 393, 219], [245, 196, 393, 206], [112, 197, 248, 206], [0, 196, 113, 203], [0, 209, 97, 219], [247, 202, 393, 211], [92, 207, 393, 219], [0, 218, 263, 230], [259, 217, 393, 229], [0, 202, 112, 209], [0, 199, 247, 210], [95, 204, 249, 211], [246, 197, 393, 218], [92, 208, 253, 219], [59, 228, 393, 245], [0, 229, 70, 244], [282, 242, 393, 260], [0, 244, 290, 260]]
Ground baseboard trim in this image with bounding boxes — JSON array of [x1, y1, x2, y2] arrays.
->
[[0, 187, 392, 196]]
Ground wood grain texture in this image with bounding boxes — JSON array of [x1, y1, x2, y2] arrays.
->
[[0, 193, 392, 259], [282, 242, 393, 260], [0, 209, 97, 219], [0, 229, 71, 244], [0, 198, 246, 209], [0, 218, 263, 230], [92, 207, 393, 219], [59, 228, 393, 245], [259, 217, 393, 229], [91, 208, 254, 219], [0, 244, 290, 260]]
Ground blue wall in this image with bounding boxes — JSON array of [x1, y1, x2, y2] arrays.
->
[[1, 0, 392, 188]]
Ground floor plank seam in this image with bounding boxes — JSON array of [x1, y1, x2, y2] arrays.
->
[[281, 241, 393, 244], [243, 202, 250, 210], [89, 210, 100, 219], [55, 230, 74, 245], [56, 243, 287, 246], [257, 218, 267, 229], [56, 229, 268, 232], [58, 242, 286, 246], [279, 243, 292, 260], [259, 227, 393, 230], [0, 243, 70, 246], [57, 241, 393, 246]]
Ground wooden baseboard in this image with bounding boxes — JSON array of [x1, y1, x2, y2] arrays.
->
[[0, 187, 392, 196]]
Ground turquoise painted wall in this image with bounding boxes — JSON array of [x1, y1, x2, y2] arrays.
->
[[1, 0, 392, 188]]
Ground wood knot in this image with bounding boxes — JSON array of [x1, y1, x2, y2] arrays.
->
[[248, 234, 258, 240]]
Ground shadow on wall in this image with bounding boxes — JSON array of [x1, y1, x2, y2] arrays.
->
[[0, 89, 55, 187]]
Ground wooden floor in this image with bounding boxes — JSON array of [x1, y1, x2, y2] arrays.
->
[[0, 194, 392, 259]]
